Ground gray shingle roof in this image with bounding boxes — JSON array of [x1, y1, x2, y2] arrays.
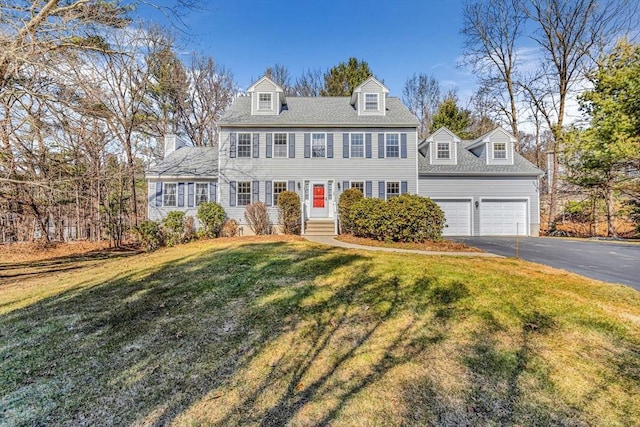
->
[[147, 146, 218, 178], [419, 141, 543, 176], [219, 96, 419, 127]]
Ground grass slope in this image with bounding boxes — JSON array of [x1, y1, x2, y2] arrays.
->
[[1, 237, 639, 426]]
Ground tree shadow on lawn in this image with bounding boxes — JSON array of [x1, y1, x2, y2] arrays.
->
[[1, 241, 381, 426], [5, 240, 634, 426]]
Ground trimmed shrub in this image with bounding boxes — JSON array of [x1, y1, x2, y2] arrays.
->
[[245, 202, 272, 235], [197, 202, 226, 238], [386, 194, 444, 242], [338, 188, 363, 234], [277, 191, 301, 234], [162, 211, 186, 246], [221, 219, 239, 237], [348, 194, 444, 242], [349, 197, 387, 240], [134, 220, 163, 252]]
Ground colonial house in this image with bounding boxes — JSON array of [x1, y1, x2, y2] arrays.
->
[[147, 75, 543, 236]]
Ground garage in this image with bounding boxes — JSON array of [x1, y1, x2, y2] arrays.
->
[[480, 199, 527, 235], [433, 199, 471, 236]]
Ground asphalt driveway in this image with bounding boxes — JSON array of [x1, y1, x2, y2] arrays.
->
[[451, 236, 640, 290]]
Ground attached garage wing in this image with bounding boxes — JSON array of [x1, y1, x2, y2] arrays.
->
[[433, 199, 471, 236], [480, 199, 527, 236]]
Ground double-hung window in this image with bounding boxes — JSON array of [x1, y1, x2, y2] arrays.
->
[[350, 181, 364, 194], [163, 183, 177, 207], [237, 182, 251, 206], [162, 182, 178, 206], [493, 143, 506, 159], [386, 181, 400, 200], [274, 133, 287, 158], [273, 181, 287, 204], [365, 93, 378, 111], [436, 142, 450, 159], [195, 183, 208, 206], [237, 133, 251, 158], [258, 93, 272, 110], [312, 133, 326, 158], [386, 134, 399, 158], [350, 133, 364, 158]]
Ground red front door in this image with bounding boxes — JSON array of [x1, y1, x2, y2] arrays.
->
[[313, 184, 325, 208]]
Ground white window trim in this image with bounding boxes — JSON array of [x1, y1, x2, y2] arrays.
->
[[237, 132, 252, 158], [350, 181, 365, 194], [273, 133, 288, 158], [311, 132, 327, 158], [195, 182, 209, 206], [257, 92, 273, 111], [350, 133, 365, 158], [492, 142, 507, 160], [273, 180, 287, 204], [385, 180, 401, 200], [237, 181, 252, 207], [163, 182, 177, 207], [385, 133, 400, 158], [364, 93, 379, 111], [436, 142, 451, 160]]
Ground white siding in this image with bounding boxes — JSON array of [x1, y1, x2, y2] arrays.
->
[[147, 179, 218, 228]]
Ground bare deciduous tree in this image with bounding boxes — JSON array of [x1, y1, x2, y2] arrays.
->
[[402, 73, 441, 139]]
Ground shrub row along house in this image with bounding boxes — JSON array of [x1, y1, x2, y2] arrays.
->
[[147, 76, 543, 236]]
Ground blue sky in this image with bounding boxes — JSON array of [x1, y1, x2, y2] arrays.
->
[[141, 0, 477, 99]]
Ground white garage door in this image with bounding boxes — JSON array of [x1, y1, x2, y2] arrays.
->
[[480, 199, 527, 235], [434, 199, 471, 236]]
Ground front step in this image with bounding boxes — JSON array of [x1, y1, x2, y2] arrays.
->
[[304, 219, 336, 236]]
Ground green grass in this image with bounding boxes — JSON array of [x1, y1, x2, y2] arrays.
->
[[1, 237, 639, 426]]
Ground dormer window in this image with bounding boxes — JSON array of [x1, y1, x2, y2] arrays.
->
[[258, 93, 272, 110], [364, 93, 379, 111], [436, 142, 450, 159], [493, 142, 507, 159]]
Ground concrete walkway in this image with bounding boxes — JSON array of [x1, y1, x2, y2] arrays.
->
[[304, 235, 500, 257]]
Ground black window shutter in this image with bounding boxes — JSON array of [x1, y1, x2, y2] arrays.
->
[[155, 181, 162, 207], [365, 134, 372, 158], [266, 133, 273, 158], [304, 133, 310, 158], [265, 180, 273, 206], [327, 133, 334, 158], [401, 181, 408, 194], [289, 133, 296, 158], [210, 182, 217, 202], [229, 181, 236, 207], [401, 133, 407, 158], [343, 133, 349, 158], [253, 133, 259, 158], [230, 133, 237, 158], [187, 182, 194, 207], [178, 182, 185, 207], [378, 133, 385, 158], [288, 180, 296, 192], [365, 181, 372, 198], [252, 181, 259, 203], [342, 180, 349, 191], [378, 181, 385, 199]]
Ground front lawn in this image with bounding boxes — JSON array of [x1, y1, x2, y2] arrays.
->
[[1, 237, 638, 426]]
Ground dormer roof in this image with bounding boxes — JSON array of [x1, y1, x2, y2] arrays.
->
[[247, 75, 285, 94], [350, 77, 389, 105], [466, 127, 516, 150]]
